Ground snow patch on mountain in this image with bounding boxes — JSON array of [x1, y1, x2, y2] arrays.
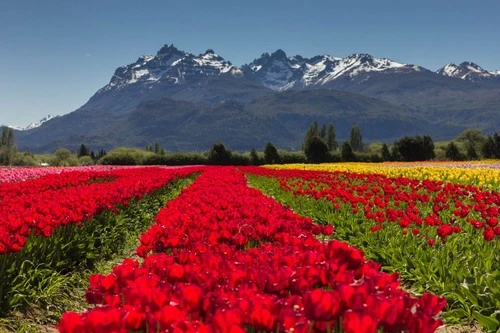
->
[[9, 115, 57, 131], [258, 59, 296, 91]]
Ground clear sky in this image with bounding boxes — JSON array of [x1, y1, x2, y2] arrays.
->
[[1, 0, 499, 127]]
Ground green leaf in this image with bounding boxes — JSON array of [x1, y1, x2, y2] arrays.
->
[[460, 285, 479, 307], [472, 311, 500, 331]]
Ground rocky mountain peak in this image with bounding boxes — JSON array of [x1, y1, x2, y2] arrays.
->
[[156, 44, 185, 57], [436, 61, 498, 81]]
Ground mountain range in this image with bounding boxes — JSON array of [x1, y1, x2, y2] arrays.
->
[[11, 44, 500, 153]]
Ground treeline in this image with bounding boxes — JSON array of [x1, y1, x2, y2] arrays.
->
[[299, 122, 435, 163], [100, 144, 307, 166], [2, 125, 500, 167], [299, 123, 500, 163]]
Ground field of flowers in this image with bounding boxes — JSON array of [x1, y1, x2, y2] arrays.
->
[[0, 166, 201, 325], [58, 167, 445, 333], [268, 161, 500, 190], [0, 163, 498, 332], [0, 165, 132, 184], [246, 163, 500, 331]]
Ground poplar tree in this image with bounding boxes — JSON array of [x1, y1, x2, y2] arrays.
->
[[349, 125, 363, 152], [381, 143, 391, 161], [264, 142, 280, 164], [0, 127, 16, 165], [77, 144, 90, 157], [319, 124, 327, 139], [303, 121, 319, 149], [327, 123, 337, 151]]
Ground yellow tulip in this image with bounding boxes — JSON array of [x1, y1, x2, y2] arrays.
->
[[265, 161, 500, 190]]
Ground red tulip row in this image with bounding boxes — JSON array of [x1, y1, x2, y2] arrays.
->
[[0, 170, 115, 199], [0, 165, 130, 184], [58, 167, 445, 333], [243, 167, 500, 242], [0, 167, 200, 254]]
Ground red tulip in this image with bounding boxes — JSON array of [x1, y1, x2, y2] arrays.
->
[[342, 311, 378, 333], [57, 312, 85, 333], [303, 289, 341, 321]]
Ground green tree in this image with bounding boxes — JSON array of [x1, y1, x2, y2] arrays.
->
[[494, 133, 500, 157], [264, 142, 281, 164], [12, 151, 37, 166], [422, 135, 435, 160], [445, 141, 465, 161], [54, 148, 78, 166], [250, 148, 260, 165], [0, 127, 17, 165], [97, 149, 107, 159], [303, 121, 319, 149], [481, 136, 494, 158], [390, 145, 401, 161], [77, 144, 90, 157], [207, 142, 232, 165], [341, 141, 356, 162], [466, 145, 478, 160], [319, 124, 327, 139], [456, 129, 486, 154], [393, 135, 435, 161], [305, 136, 329, 163], [78, 155, 94, 166], [327, 123, 337, 151], [349, 125, 363, 152], [381, 143, 391, 161], [154, 142, 160, 154], [481, 133, 500, 159]]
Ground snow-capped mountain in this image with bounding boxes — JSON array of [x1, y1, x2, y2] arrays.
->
[[14, 43, 500, 153], [9, 115, 57, 131], [98, 44, 428, 94], [90, 44, 500, 95], [243, 51, 424, 91], [436, 62, 500, 82], [241, 50, 307, 91], [98, 44, 242, 93]]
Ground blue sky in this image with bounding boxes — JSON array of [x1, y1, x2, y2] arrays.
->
[[1, 0, 499, 127]]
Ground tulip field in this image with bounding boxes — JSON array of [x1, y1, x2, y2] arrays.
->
[[0, 163, 499, 332]]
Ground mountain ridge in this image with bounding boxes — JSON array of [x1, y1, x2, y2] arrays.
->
[[14, 43, 500, 153]]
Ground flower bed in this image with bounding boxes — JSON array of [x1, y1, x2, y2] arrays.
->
[[59, 167, 445, 333], [265, 161, 500, 190], [0, 167, 200, 254], [244, 166, 500, 330], [0, 165, 131, 184]]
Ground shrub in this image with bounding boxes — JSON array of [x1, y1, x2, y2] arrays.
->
[[393, 135, 435, 161], [280, 151, 307, 164], [100, 148, 155, 165]]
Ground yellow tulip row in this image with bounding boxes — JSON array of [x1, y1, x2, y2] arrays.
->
[[265, 161, 500, 190]]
